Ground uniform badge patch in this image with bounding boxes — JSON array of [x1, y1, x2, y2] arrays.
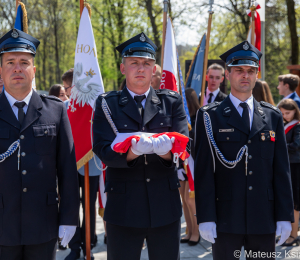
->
[[11, 29, 19, 38], [140, 33, 146, 42], [243, 42, 249, 50]]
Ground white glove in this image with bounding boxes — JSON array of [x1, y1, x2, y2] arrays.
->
[[152, 135, 175, 156], [199, 222, 217, 244], [131, 134, 153, 156], [177, 168, 186, 181], [276, 221, 292, 245], [59, 225, 77, 247]]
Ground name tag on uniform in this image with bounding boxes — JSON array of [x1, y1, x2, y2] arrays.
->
[[219, 129, 234, 133]]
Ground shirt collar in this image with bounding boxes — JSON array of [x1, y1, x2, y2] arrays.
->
[[126, 86, 151, 100], [283, 92, 295, 100], [4, 89, 33, 108], [206, 88, 220, 97], [229, 93, 253, 111]]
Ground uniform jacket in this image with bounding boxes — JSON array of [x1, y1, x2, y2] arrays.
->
[[93, 87, 188, 228], [0, 91, 79, 246], [285, 123, 300, 164], [194, 96, 294, 235]]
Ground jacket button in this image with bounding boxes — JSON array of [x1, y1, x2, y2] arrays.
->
[[20, 135, 24, 139], [249, 171, 253, 175], [22, 170, 27, 175], [216, 198, 219, 201], [142, 127, 145, 131], [248, 140, 251, 144], [249, 186, 253, 190], [44, 130, 48, 134], [227, 137, 229, 140], [249, 155, 252, 159], [23, 188, 27, 192], [124, 125, 127, 127], [111, 188, 113, 191], [160, 123, 163, 125], [146, 178, 150, 182], [21, 152, 26, 157]]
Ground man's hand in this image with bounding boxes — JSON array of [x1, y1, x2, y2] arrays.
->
[[199, 222, 217, 244], [131, 134, 153, 156], [276, 221, 292, 245], [152, 135, 175, 156], [59, 225, 77, 247]]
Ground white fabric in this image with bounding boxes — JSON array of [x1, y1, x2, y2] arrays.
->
[[59, 225, 77, 247], [284, 120, 299, 132], [4, 89, 33, 120], [206, 88, 220, 104], [283, 92, 295, 100], [126, 87, 150, 108], [199, 222, 217, 244], [229, 93, 254, 129], [131, 134, 154, 155], [151, 134, 175, 155], [276, 221, 292, 245], [177, 168, 186, 181]]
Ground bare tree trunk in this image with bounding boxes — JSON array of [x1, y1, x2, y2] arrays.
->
[[53, 1, 61, 83], [286, 0, 299, 64]]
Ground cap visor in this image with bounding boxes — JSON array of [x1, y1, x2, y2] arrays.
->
[[123, 51, 155, 60], [227, 59, 258, 68], [0, 48, 35, 55]]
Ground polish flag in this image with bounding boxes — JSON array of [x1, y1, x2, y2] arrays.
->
[[160, 17, 179, 92]]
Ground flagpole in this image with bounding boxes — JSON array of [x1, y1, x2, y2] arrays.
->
[[200, 0, 214, 107], [161, 0, 168, 70], [16, 0, 19, 12], [250, 1, 256, 45], [80, 2, 91, 260]]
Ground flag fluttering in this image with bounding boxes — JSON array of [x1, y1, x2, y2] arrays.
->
[[185, 34, 206, 97], [67, 7, 104, 170], [160, 18, 179, 92]]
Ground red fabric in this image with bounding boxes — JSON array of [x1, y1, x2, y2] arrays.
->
[[67, 103, 93, 162], [160, 70, 178, 92], [186, 165, 194, 192], [113, 132, 190, 161], [285, 123, 299, 135]]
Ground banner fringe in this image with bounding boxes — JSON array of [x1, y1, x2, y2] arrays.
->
[[98, 208, 105, 218], [189, 191, 195, 198], [84, 3, 92, 18], [77, 149, 94, 170]]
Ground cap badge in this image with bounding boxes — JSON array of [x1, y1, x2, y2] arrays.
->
[[243, 42, 249, 50], [140, 34, 146, 42], [11, 29, 19, 39]]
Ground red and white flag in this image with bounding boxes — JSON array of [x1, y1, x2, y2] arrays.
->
[[160, 18, 179, 92], [284, 120, 299, 134], [98, 163, 106, 218], [67, 7, 105, 169]]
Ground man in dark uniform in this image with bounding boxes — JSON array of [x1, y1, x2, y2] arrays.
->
[[0, 29, 79, 260], [93, 32, 188, 260], [194, 41, 294, 260]]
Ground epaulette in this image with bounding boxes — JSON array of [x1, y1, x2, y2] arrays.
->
[[99, 90, 121, 99], [40, 94, 63, 102], [155, 89, 179, 98], [200, 101, 220, 112], [260, 101, 280, 113]]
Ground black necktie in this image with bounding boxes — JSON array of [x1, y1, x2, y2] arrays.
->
[[14, 101, 26, 125], [240, 102, 250, 130], [134, 95, 146, 118], [207, 93, 214, 103]]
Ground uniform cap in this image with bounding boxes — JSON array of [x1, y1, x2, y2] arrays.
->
[[0, 29, 40, 56]]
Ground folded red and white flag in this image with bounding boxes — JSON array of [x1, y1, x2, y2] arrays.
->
[[284, 120, 299, 134], [98, 162, 106, 218], [111, 132, 190, 161]]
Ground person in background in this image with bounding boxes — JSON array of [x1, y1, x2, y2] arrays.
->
[[119, 78, 126, 90], [151, 64, 162, 90], [49, 84, 68, 101], [62, 68, 74, 98], [0, 75, 3, 94], [278, 98, 300, 246], [252, 80, 267, 103], [277, 74, 300, 108], [61, 68, 101, 260], [201, 63, 227, 105], [262, 81, 275, 106], [178, 88, 200, 246]]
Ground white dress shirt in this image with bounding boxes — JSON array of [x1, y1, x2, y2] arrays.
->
[[229, 93, 254, 129], [4, 89, 33, 120], [126, 87, 150, 109], [203, 88, 220, 106]]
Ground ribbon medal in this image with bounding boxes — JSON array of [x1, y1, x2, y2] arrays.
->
[[261, 133, 266, 141], [269, 131, 275, 142]]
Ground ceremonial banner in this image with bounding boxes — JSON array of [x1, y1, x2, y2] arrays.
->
[[160, 18, 179, 92], [185, 34, 206, 97], [68, 7, 104, 169], [98, 163, 106, 218]]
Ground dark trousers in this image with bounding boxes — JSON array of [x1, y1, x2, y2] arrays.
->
[[106, 219, 181, 260], [68, 173, 99, 253], [212, 232, 276, 260], [0, 238, 57, 260]]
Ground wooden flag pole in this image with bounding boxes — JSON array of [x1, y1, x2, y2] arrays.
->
[[161, 0, 168, 70], [200, 2, 214, 107], [80, 2, 91, 260], [16, 0, 19, 12], [250, 2, 256, 45]]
